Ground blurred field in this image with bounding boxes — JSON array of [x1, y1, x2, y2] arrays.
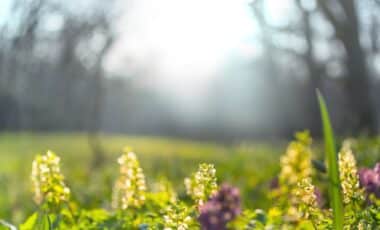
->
[[0, 133, 286, 224]]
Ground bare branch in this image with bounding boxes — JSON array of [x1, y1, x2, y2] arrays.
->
[[316, 1, 343, 31]]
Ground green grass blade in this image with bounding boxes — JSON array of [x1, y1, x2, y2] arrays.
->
[[317, 90, 343, 230]]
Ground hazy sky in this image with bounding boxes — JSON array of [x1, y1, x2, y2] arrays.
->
[[0, 0, 298, 129], [0, 0, 12, 24], [107, 0, 258, 76], [106, 1, 286, 84], [0, 0, 293, 84]]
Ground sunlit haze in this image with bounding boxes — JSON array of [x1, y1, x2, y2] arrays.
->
[[108, 0, 258, 92]]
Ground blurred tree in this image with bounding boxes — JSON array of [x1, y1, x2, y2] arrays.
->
[[252, 0, 379, 135], [87, 20, 115, 169], [0, 0, 117, 155], [1, 0, 380, 140], [251, 1, 285, 137], [251, 0, 324, 134], [316, 0, 375, 134]]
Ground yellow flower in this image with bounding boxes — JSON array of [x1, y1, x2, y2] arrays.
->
[[112, 149, 147, 210], [31, 150, 70, 211], [268, 207, 281, 219], [279, 131, 313, 188], [163, 205, 193, 230], [338, 140, 364, 205], [275, 131, 313, 220], [184, 163, 218, 206], [296, 178, 318, 213]]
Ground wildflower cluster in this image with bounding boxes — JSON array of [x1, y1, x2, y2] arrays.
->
[[293, 140, 380, 229], [112, 148, 147, 210], [295, 178, 328, 228], [198, 183, 241, 230], [184, 163, 218, 206], [18, 133, 380, 229], [338, 141, 364, 205], [279, 131, 313, 187], [163, 204, 195, 230], [31, 150, 70, 211], [296, 178, 318, 216], [273, 131, 313, 220]]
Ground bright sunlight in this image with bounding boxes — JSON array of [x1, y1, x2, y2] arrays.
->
[[110, 0, 257, 90]]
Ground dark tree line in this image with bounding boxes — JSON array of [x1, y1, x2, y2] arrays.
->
[[0, 0, 115, 134]]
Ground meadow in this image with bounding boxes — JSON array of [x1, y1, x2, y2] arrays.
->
[[0, 133, 284, 224], [2, 130, 380, 229]]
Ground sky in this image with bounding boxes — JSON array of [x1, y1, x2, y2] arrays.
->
[[0, 0, 294, 103], [107, 0, 258, 75], [0, 0, 12, 25], [105, 0, 293, 94]]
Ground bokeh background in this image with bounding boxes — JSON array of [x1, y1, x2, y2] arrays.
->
[[1, 0, 380, 140], [2, 0, 380, 225]]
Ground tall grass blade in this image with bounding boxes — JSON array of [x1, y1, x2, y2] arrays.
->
[[317, 90, 343, 230]]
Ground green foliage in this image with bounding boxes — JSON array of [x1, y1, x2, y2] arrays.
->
[[3, 130, 380, 229], [230, 209, 273, 229], [162, 203, 198, 229], [317, 91, 344, 229], [19, 213, 39, 230], [0, 133, 282, 223], [19, 212, 61, 230]]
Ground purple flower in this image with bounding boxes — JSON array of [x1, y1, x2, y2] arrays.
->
[[359, 163, 380, 198], [314, 187, 324, 207], [198, 183, 241, 230]]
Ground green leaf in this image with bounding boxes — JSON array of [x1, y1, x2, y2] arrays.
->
[[296, 220, 315, 230], [20, 212, 53, 230], [19, 212, 38, 230], [317, 90, 344, 230]]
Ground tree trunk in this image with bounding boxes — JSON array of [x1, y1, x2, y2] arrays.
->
[[342, 35, 376, 134], [88, 36, 114, 169], [340, 0, 376, 134], [88, 67, 105, 169], [317, 0, 377, 134], [301, 5, 322, 135]]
